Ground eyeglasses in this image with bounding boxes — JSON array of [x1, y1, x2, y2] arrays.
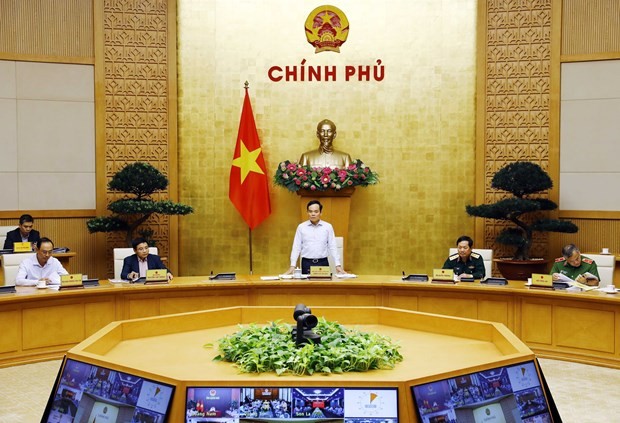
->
[[39, 250, 54, 256]]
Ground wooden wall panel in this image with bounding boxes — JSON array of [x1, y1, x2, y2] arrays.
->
[[555, 218, 620, 256], [562, 0, 620, 57], [477, 0, 555, 259], [96, 0, 178, 276], [0, 0, 93, 63]]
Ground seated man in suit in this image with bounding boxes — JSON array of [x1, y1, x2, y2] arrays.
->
[[16, 237, 68, 286], [3, 214, 41, 250], [121, 237, 173, 281], [442, 235, 486, 279], [550, 243, 599, 285]]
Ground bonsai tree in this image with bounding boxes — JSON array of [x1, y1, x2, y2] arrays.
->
[[466, 161, 578, 260], [87, 162, 194, 245]]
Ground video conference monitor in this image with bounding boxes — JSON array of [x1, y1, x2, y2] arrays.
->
[[41, 358, 175, 423], [411, 360, 553, 423], [185, 386, 399, 422]]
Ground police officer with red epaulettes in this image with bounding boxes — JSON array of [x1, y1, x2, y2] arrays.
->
[[550, 244, 600, 284]]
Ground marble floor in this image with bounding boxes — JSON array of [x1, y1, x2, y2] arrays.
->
[[0, 358, 618, 422]]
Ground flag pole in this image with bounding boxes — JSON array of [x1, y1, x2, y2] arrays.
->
[[244, 81, 253, 275], [249, 227, 253, 275], [230, 80, 271, 274]]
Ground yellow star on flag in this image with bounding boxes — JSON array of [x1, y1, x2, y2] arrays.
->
[[232, 140, 264, 183]]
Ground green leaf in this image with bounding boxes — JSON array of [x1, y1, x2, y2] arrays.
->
[[213, 319, 402, 376]]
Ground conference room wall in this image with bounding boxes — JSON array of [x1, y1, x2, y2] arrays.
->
[[3, 1, 619, 279], [550, 0, 620, 258], [177, 0, 478, 275]]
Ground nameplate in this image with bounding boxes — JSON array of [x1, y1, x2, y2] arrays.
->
[[13, 242, 32, 253], [432, 268, 454, 282], [146, 269, 168, 282], [60, 274, 84, 290], [531, 273, 553, 288], [309, 266, 331, 279]]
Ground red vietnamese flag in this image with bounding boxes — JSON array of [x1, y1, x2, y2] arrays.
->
[[229, 87, 271, 229]]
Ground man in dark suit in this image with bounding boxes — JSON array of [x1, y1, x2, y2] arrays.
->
[[3, 214, 41, 250], [121, 237, 173, 281]]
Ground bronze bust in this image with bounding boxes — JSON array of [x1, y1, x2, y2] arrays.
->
[[299, 119, 352, 169]]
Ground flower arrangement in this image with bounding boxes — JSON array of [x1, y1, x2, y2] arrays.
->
[[273, 159, 379, 192]]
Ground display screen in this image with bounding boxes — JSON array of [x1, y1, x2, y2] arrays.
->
[[411, 360, 552, 423], [185, 386, 398, 422], [42, 358, 175, 423]]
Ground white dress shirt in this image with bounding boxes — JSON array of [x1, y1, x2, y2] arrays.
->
[[16, 255, 68, 286], [289, 220, 341, 267]]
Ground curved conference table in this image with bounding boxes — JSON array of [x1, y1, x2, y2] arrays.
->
[[1, 275, 619, 369]]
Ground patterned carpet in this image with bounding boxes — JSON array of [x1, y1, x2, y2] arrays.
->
[[0, 358, 617, 422]]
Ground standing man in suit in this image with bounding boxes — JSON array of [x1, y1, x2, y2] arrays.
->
[[121, 237, 173, 281], [3, 214, 41, 250]]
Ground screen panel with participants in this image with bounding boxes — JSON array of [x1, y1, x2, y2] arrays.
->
[[185, 386, 398, 422], [411, 360, 553, 423], [41, 358, 175, 423]]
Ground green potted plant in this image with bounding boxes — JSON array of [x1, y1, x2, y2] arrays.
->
[[87, 162, 194, 246], [466, 161, 578, 279]]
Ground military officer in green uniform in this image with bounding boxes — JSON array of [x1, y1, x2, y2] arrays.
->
[[550, 244, 599, 285], [442, 235, 486, 279]]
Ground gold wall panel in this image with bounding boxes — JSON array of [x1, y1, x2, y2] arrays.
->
[[477, 0, 554, 260], [97, 0, 178, 276], [178, 1, 477, 276], [562, 0, 620, 57], [0, 0, 93, 62]]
